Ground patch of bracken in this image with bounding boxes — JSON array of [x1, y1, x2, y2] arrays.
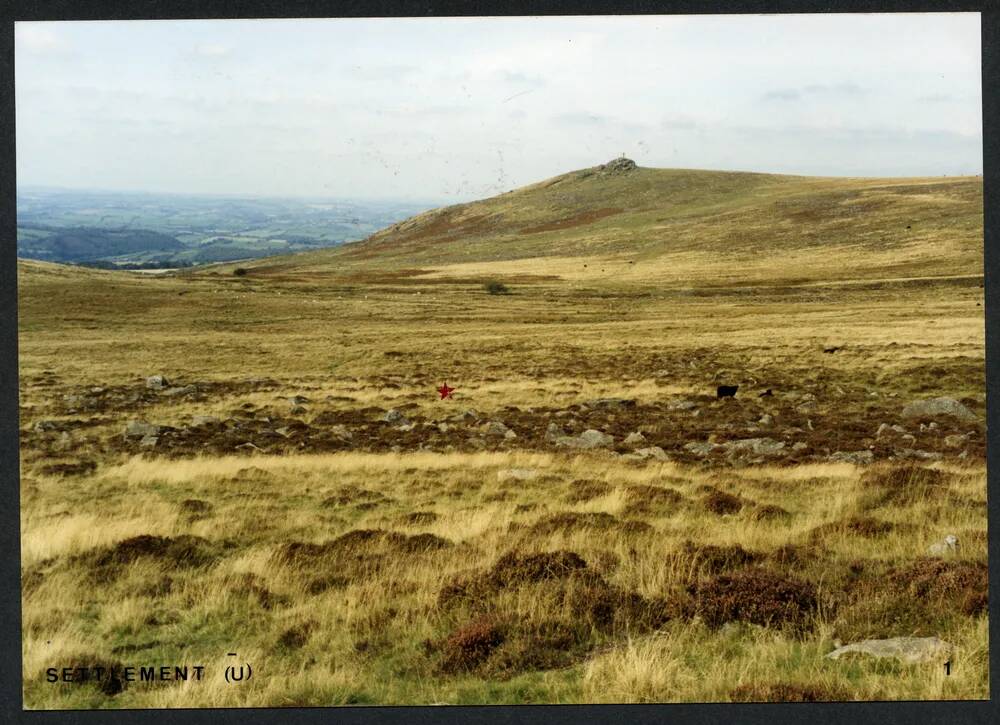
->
[[682, 541, 762, 574], [564, 479, 612, 503], [229, 572, 288, 610], [278, 622, 315, 650], [889, 558, 988, 614], [82, 534, 225, 583], [397, 511, 438, 525], [728, 682, 850, 702], [702, 489, 744, 515], [561, 569, 677, 632], [622, 485, 685, 514], [690, 568, 818, 632], [526, 511, 622, 536], [809, 516, 895, 542], [178, 499, 212, 518], [752, 504, 791, 521], [860, 465, 951, 506], [438, 617, 506, 673], [489, 550, 589, 587]]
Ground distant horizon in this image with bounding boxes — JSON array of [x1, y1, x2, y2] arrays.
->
[[16, 15, 982, 200], [17, 160, 986, 209]]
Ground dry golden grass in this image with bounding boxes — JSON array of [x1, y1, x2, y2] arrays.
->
[[17, 167, 986, 707]]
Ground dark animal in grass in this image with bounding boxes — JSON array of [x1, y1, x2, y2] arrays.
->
[[758, 389, 773, 398], [716, 385, 738, 399]]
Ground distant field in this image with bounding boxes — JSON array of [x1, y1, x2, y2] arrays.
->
[[16, 188, 433, 267], [17, 163, 987, 706]]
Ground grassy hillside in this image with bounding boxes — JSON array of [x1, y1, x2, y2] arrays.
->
[[17, 161, 987, 707], [238, 161, 983, 288]]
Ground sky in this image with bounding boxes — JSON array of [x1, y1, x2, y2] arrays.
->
[[15, 14, 983, 202]]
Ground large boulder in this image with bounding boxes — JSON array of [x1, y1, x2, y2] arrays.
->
[[826, 636, 953, 665], [381, 409, 409, 425], [146, 375, 169, 390], [723, 438, 786, 457], [901, 397, 978, 423], [582, 398, 636, 410], [555, 429, 614, 450], [124, 420, 160, 439], [828, 450, 875, 465]]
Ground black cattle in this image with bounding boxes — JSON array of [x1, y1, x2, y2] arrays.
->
[[759, 389, 773, 398], [716, 385, 739, 399]]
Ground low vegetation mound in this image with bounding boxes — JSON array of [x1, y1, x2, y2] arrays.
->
[[690, 569, 818, 632]]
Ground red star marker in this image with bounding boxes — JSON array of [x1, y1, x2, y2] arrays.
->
[[437, 382, 455, 400]]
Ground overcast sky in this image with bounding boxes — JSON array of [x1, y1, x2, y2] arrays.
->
[[15, 14, 983, 202]]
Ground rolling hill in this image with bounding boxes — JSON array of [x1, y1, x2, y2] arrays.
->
[[235, 158, 983, 288]]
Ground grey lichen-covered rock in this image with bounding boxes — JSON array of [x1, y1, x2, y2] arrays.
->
[[146, 375, 169, 390], [597, 157, 637, 175], [124, 420, 160, 439], [163, 385, 197, 397], [723, 438, 786, 457], [927, 534, 959, 556], [943, 434, 968, 449], [556, 429, 614, 449], [545, 422, 565, 440], [901, 397, 978, 423], [139, 434, 159, 448], [481, 420, 511, 437], [666, 399, 697, 411], [825, 636, 954, 665], [583, 398, 636, 410], [684, 441, 720, 456], [624, 431, 647, 447], [633, 446, 669, 461], [381, 409, 408, 425], [828, 450, 875, 465]]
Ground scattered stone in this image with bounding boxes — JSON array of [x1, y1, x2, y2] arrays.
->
[[191, 415, 220, 427], [504, 429, 518, 440], [139, 435, 159, 449], [758, 414, 774, 426], [289, 395, 310, 405], [545, 422, 565, 440], [825, 636, 953, 665], [894, 449, 942, 461], [666, 399, 697, 411], [497, 468, 539, 482], [828, 450, 875, 465], [124, 421, 160, 439], [162, 385, 197, 397], [583, 398, 636, 410], [633, 446, 669, 461], [792, 442, 809, 452], [290, 404, 308, 415], [624, 431, 646, 447], [146, 375, 168, 390], [556, 429, 614, 449], [381, 409, 408, 425], [943, 434, 968, 449], [481, 421, 511, 437], [684, 441, 720, 456], [33, 420, 59, 433], [723, 438, 786, 457], [901, 397, 978, 423], [597, 156, 637, 175], [330, 424, 352, 440], [927, 534, 959, 556]]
